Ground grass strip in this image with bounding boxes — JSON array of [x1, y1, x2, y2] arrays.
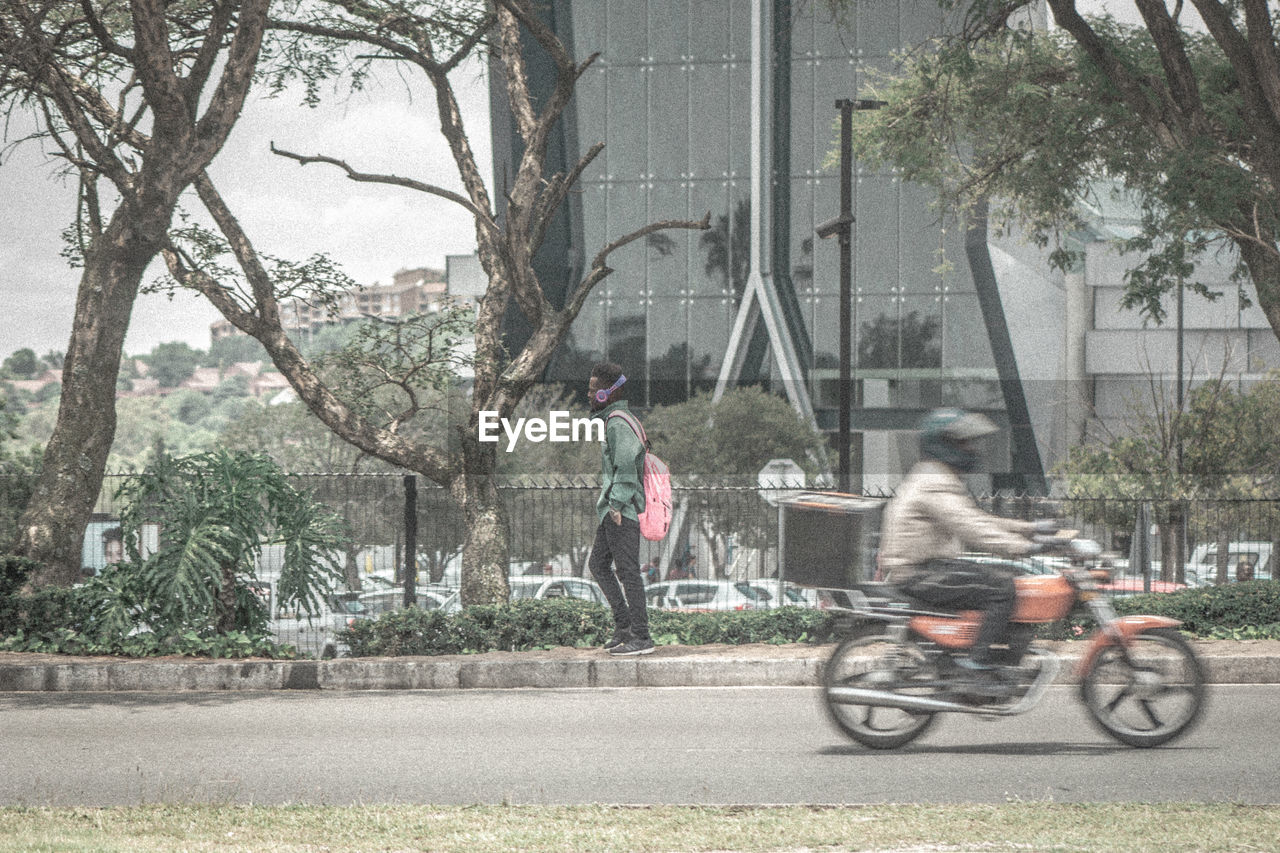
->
[[0, 803, 1277, 852]]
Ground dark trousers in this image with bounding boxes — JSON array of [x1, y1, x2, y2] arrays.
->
[[900, 559, 1016, 665], [587, 516, 650, 641]]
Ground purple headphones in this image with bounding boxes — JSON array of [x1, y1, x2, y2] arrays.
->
[[595, 374, 626, 403]]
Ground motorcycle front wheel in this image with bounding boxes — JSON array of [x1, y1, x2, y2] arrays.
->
[[1080, 628, 1205, 748], [822, 629, 939, 749]]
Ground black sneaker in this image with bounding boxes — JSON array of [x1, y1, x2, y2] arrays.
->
[[602, 629, 631, 651], [608, 637, 655, 656]]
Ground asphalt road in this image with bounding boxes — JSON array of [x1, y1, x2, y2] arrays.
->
[[2, 686, 1276, 806]]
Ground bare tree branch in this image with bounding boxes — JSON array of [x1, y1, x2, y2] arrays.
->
[[562, 212, 712, 322], [269, 142, 500, 232]]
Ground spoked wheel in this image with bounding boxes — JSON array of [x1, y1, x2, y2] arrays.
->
[[1080, 628, 1206, 748], [822, 629, 940, 749]]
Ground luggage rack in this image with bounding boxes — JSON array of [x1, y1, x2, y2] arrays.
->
[[822, 582, 967, 621]]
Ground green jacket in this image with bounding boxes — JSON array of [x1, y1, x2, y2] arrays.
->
[[594, 401, 647, 524]]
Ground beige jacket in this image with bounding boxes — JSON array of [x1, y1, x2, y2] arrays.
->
[[878, 459, 1036, 583]]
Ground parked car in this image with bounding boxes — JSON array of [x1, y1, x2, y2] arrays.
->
[[645, 579, 767, 611], [745, 579, 820, 609], [1185, 541, 1273, 586], [268, 591, 361, 659], [356, 587, 461, 618], [507, 575, 607, 605], [958, 553, 1186, 596]]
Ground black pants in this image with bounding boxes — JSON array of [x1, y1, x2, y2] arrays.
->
[[587, 516, 650, 641], [900, 559, 1016, 665]]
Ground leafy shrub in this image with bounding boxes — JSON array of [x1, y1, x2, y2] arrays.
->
[[0, 579, 293, 658], [340, 599, 838, 657], [1113, 580, 1280, 637], [1033, 581, 1280, 641], [0, 555, 38, 617], [115, 449, 346, 635]]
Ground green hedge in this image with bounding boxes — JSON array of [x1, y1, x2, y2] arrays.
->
[[342, 582, 1280, 657], [6, 576, 1280, 658], [339, 598, 840, 657], [1111, 580, 1280, 640]]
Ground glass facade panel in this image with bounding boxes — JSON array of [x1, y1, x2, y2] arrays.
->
[[810, 177, 841, 293], [811, 2, 856, 59], [647, 182, 690, 296], [606, 183, 650, 298], [575, 67, 609, 180], [689, 65, 730, 179], [898, 296, 943, 369], [790, 60, 816, 175], [648, 296, 689, 393], [554, 296, 607, 382], [728, 62, 751, 181], [856, 294, 900, 372], [790, 181, 816, 296], [855, 174, 900, 295], [857, 0, 900, 57], [899, 182, 943, 294], [607, 304, 647, 401], [688, 2, 728, 61], [580, 182, 608, 271], [729, 0, 752, 59], [571, 2, 608, 61], [606, 68, 647, 180], [648, 0, 688, 61], [813, 289, 840, 371], [689, 181, 735, 297], [688, 297, 732, 388], [607, 0, 647, 63], [649, 66, 689, 179]]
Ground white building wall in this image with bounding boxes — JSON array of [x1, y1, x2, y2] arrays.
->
[[1082, 240, 1280, 435]]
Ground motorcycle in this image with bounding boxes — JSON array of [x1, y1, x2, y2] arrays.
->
[[821, 537, 1206, 749]]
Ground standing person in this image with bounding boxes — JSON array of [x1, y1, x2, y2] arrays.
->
[[681, 554, 698, 579], [643, 557, 661, 585], [586, 362, 655, 656]]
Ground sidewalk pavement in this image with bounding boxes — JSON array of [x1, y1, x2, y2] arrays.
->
[[2, 640, 1279, 693]]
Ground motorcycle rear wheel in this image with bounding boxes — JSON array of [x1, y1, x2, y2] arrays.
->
[[1080, 628, 1205, 748], [822, 629, 939, 749]]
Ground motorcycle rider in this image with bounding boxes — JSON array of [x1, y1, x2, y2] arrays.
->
[[878, 408, 1047, 679]]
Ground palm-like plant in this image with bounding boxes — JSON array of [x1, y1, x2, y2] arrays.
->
[[115, 450, 345, 636]]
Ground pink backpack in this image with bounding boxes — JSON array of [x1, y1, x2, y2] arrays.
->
[[607, 410, 672, 541]]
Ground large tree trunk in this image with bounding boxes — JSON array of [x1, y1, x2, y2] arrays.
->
[[454, 434, 510, 605], [1214, 529, 1232, 587], [14, 210, 167, 586], [1235, 238, 1280, 346]]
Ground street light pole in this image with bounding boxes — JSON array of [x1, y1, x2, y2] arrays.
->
[[818, 98, 885, 493]]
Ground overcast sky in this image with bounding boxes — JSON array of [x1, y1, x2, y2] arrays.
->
[[0, 58, 492, 362]]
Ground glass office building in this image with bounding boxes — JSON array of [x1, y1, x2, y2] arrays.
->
[[491, 0, 1053, 490]]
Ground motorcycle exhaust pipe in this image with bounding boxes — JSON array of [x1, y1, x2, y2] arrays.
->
[[827, 686, 985, 715]]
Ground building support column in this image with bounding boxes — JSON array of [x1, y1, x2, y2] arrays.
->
[[715, 0, 815, 425]]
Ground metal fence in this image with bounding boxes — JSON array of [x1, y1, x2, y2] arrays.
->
[[9, 473, 1280, 655]]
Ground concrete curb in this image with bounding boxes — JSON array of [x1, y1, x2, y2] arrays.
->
[[1, 650, 1277, 692]]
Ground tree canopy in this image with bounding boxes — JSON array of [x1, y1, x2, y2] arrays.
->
[[843, 0, 1280, 341]]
